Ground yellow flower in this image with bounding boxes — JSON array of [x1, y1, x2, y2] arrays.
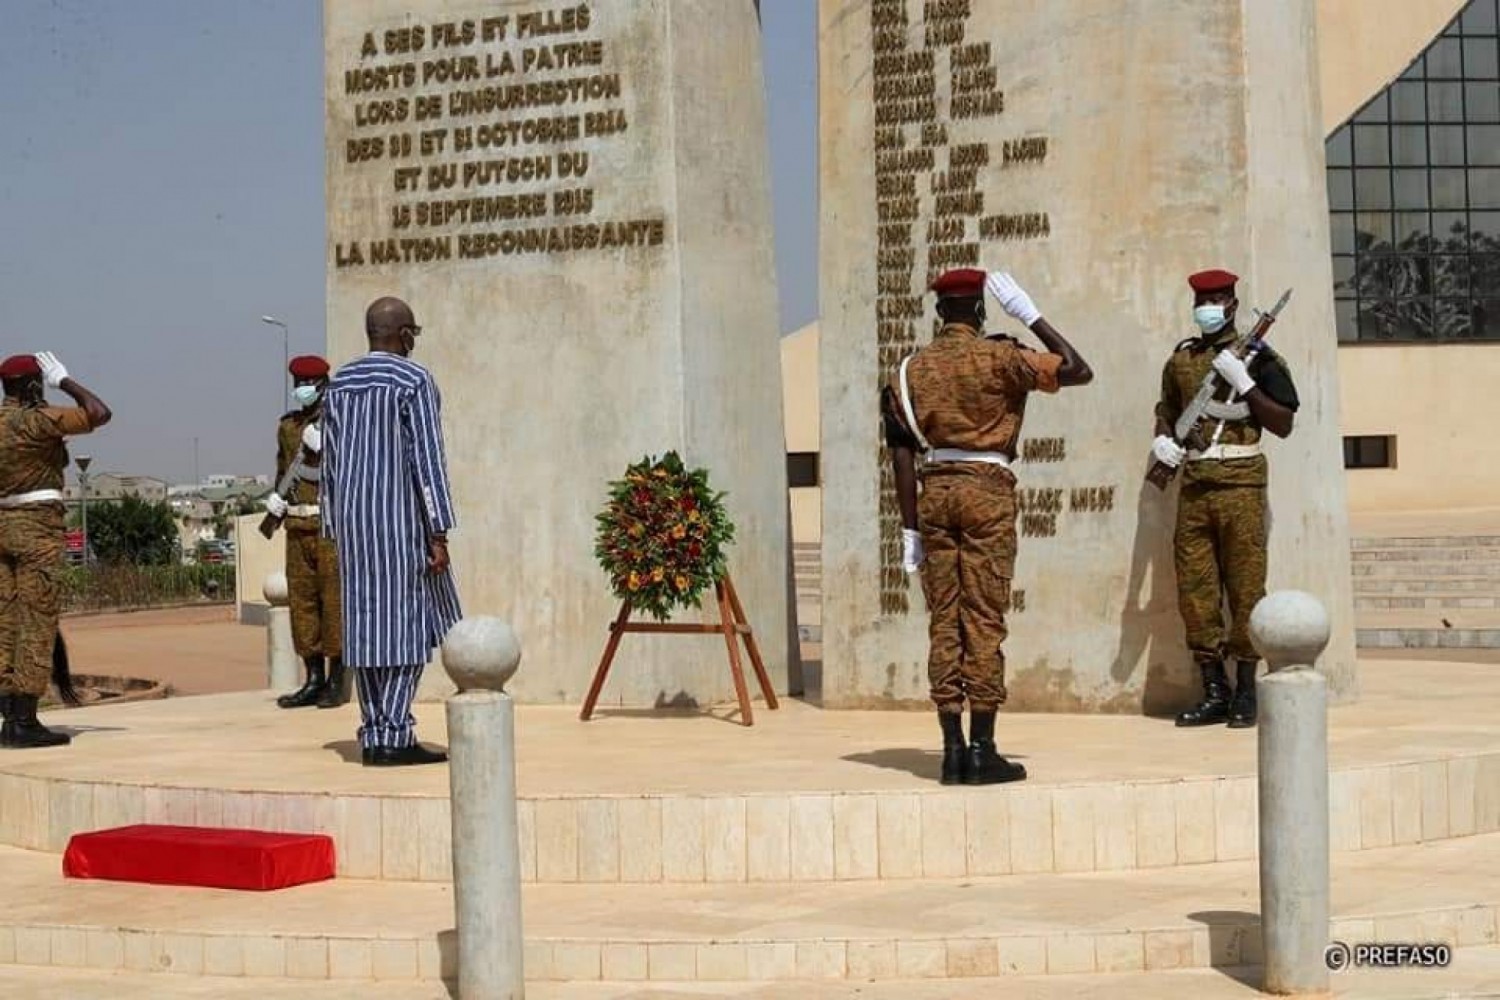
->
[[627, 572, 641, 591], [652, 567, 665, 582], [674, 575, 689, 591], [687, 510, 701, 523], [629, 523, 644, 538], [672, 524, 687, 540]]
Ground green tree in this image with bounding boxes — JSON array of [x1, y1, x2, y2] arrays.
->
[[86, 495, 180, 566]]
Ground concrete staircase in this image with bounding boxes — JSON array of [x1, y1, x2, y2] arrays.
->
[[2, 668, 1500, 995], [793, 532, 1500, 650], [1353, 535, 1500, 649]]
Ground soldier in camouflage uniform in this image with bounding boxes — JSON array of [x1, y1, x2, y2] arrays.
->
[[1152, 269, 1299, 729], [0, 352, 111, 748], [265, 356, 347, 709], [882, 269, 1092, 784]]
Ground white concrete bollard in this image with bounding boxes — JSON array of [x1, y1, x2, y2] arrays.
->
[[1250, 591, 1333, 995], [263, 572, 299, 692], [442, 617, 525, 999]]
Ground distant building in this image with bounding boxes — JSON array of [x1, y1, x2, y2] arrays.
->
[[64, 473, 168, 505]]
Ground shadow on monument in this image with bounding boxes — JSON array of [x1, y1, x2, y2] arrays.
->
[[1112, 472, 1197, 719], [1187, 910, 1263, 985]]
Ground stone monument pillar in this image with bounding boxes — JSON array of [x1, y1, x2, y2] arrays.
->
[[325, 0, 790, 706], [819, 0, 1357, 711]]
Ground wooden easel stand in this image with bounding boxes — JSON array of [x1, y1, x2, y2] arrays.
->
[[579, 573, 779, 726]]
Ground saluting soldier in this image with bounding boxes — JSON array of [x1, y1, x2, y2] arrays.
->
[[1151, 269, 1300, 729], [0, 352, 111, 748], [881, 269, 1092, 784], [264, 355, 347, 709]]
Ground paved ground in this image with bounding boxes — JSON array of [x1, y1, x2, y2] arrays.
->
[[62, 606, 264, 696], [10, 657, 1498, 799], [4, 953, 1499, 999]]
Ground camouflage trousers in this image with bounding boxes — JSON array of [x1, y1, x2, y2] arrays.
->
[[285, 521, 342, 660], [1173, 483, 1268, 663], [0, 507, 65, 698], [917, 464, 1016, 713]]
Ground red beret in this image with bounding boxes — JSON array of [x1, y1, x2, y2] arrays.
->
[[1189, 269, 1238, 294], [0, 355, 40, 380], [930, 268, 987, 299], [288, 355, 330, 379]]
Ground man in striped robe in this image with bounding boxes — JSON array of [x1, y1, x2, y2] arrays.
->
[[320, 297, 462, 767]]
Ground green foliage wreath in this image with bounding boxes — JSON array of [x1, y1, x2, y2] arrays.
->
[[593, 452, 735, 622]]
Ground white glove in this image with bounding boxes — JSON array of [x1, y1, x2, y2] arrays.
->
[[35, 352, 68, 389], [1212, 349, 1256, 396], [901, 528, 925, 574], [302, 424, 322, 453], [984, 272, 1042, 327], [1152, 435, 1186, 468], [265, 493, 288, 518]]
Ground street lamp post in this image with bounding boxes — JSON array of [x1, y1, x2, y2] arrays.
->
[[261, 315, 289, 411], [76, 455, 93, 566]]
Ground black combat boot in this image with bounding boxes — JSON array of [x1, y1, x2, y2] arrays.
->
[[1, 694, 72, 748], [964, 710, 1027, 785], [1227, 660, 1258, 729], [938, 712, 967, 784], [316, 658, 350, 709], [277, 655, 327, 709], [1176, 660, 1232, 727]]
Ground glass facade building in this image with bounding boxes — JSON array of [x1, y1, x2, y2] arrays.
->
[[1328, 0, 1500, 341]]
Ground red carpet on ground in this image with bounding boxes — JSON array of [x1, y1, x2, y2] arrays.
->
[[63, 824, 335, 891]]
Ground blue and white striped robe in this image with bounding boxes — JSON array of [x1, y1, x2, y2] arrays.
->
[[320, 352, 462, 668]]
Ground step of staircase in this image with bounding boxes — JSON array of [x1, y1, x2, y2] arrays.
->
[[1358, 628, 1500, 649], [1351, 534, 1500, 550], [1353, 561, 1500, 578], [8, 673, 1500, 883], [1355, 578, 1500, 594], [1358, 596, 1500, 610], [1352, 546, 1500, 562], [2, 836, 1497, 984], [13, 949, 1500, 1000]]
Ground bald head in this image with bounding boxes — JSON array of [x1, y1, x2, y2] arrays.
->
[[365, 296, 419, 356]]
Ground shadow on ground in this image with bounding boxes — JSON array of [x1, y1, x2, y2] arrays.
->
[[842, 747, 1029, 782], [1189, 909, 1263, 983]]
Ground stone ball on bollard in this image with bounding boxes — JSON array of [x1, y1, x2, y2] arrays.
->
[[442, 617, 522, 693], [262, 571, 289, 606], [1250, 590, 1331, 670]]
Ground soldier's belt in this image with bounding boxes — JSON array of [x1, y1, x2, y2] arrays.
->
[[0, 489, 64, 508], [1186, 444, 1261, 462], [285, 504, 321, 518], [927, 448, 1012, 468]]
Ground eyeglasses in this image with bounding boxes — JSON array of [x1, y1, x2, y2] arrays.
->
[[404, 325, 423, 337]]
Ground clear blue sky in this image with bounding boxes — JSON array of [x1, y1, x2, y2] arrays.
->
[[0, 0, 816, 484]]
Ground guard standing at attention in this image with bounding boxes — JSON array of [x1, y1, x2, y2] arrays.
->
[[0, 352, 111, 748], [264, 355, 347, 709], [881, 269, 1092, 784], [1151, 269, 1300, 729]]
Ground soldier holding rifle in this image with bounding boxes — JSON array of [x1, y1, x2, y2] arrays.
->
[[1148, 269, 1299, 729], [262, 355, 347, 710]]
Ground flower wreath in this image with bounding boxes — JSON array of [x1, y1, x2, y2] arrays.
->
[[593, 452, 736, 622]]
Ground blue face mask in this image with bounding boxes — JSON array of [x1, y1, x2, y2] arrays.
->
[[1193, 304, 1229, 334], [293, 384, 322, 409]]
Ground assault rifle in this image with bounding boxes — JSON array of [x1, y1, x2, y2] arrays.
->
[[1145, 288, 1292, 491], [258, 448, 313, 540]]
